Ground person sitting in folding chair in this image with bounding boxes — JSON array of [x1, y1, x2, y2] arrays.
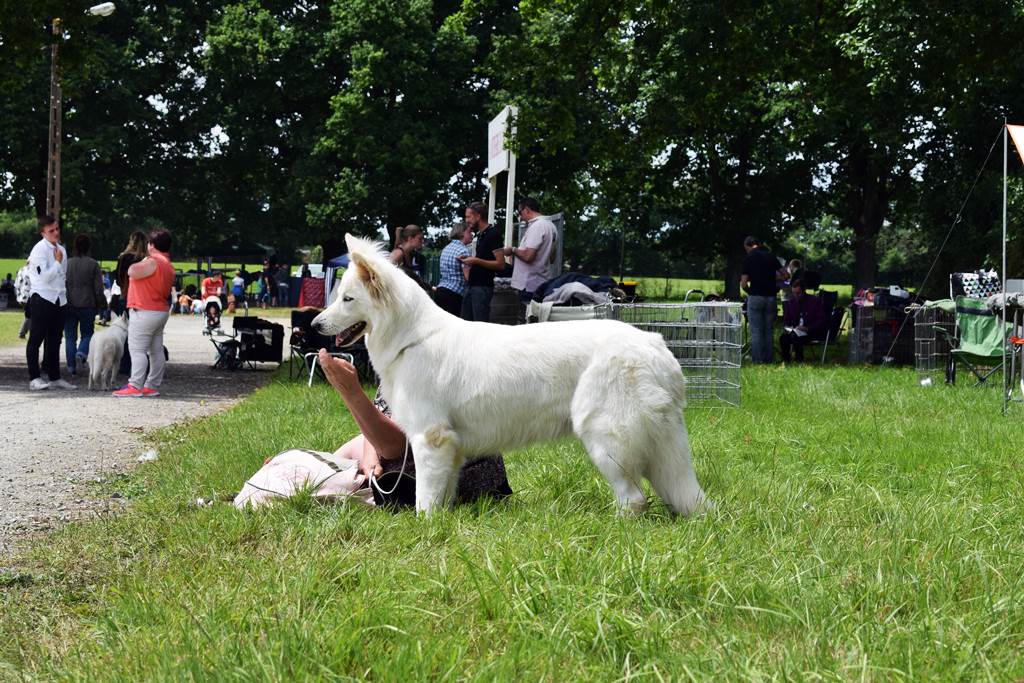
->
[[779, 277, 827, 363]]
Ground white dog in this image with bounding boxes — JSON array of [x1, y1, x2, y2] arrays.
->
[[312, 235, 710, 516], [87, 314, 129, 390]]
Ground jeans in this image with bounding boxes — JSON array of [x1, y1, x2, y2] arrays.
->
[[460, 286, 493, 322], [128, 309, 170, 390], [746, 295, 776, 363], [27, 294, 66, 381], [64, 306, 96, 374]]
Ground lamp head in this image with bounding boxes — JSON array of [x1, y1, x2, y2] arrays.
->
[[87, 2, 115, 16]]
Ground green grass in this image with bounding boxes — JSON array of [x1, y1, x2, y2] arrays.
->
[[2, 365, 1023, 680], [0, 309, 25, 347], [0, 257, 258, 277], [633, 276, 856, 303]]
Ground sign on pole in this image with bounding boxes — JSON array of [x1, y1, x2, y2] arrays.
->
[[486, 105, 518, 246]]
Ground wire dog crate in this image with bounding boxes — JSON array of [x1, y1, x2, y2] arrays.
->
[[913, 305, 955, 382], [605, 302, 743, 406]]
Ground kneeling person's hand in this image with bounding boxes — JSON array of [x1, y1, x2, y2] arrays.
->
[[318, 349, 360, 397]]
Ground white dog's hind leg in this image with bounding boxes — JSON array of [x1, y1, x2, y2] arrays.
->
[[572, 362, 648, 514], [580, 435, 649, 515], [411, 426, 462, 515], [645, 413, 711, 516]]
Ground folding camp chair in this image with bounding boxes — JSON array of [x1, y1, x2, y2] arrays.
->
[[210, 316, 284, 371], [288, 309, 374, 383], [936, 296, 1012, 386], [804, 290, 846, 364]]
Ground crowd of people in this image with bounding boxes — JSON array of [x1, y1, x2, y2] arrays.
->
[[15, 196, 563, 396], [18, 217, 176, 395]]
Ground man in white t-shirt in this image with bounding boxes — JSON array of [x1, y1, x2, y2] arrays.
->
[[496, 197, 556, 307]]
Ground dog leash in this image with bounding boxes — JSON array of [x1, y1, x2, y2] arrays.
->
[[368, 434, 412, 497]]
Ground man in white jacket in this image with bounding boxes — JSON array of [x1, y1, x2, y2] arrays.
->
[[26, 215, 76, 391]]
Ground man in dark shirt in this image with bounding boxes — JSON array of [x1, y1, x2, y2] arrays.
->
[[458, 202, 505, 322], [779, 277, 826, 362], [740, 235, 782, 363]]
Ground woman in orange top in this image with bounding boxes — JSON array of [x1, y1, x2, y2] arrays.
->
[[113, 228, 175, 398]]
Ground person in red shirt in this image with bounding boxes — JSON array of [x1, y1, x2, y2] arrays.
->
[[113, 228, 175, 398], [200, 269, 224, 329]]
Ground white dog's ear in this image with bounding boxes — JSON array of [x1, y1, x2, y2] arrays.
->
[[349, 250, 387, 301]]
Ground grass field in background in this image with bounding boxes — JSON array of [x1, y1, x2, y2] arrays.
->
[[0, 310, 24, 347], [0, 257, 256, 279], [2, 256, 861, 304], [2, 365, 1023, 680]]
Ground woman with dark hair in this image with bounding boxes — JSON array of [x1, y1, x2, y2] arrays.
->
[[112, 230, 148, 317], [63, 233, 106, 376], [389, 224, 427, 281]]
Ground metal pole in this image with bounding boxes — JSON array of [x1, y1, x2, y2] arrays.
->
[[45, 18, 63, 220], [504, 106, 518, 247], [1002, 120, 1008, 415]]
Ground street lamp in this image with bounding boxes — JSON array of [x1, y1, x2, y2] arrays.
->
[[45, 3, 115, 220]]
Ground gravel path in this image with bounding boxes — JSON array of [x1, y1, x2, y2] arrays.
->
[[0, 314, 287, 556]]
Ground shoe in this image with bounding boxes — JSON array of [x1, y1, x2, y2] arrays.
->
[[29, 378, 50, 391], [112, 384, 144, 398], [50, 379, 77, 390], [141, 387, 160, 397]]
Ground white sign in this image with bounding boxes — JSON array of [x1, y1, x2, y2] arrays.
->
[[487, 105, 516, 179]]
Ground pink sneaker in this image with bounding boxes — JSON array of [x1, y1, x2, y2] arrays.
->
[[112, 384, 144, 398], [141, 387, 160, 397]]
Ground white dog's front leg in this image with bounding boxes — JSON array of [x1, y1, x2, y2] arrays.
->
[[411, 427, 461, 515]]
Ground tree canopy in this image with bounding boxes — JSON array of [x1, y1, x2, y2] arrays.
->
[[1, 0, 1022, 293]]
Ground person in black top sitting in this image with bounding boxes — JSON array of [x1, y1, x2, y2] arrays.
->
[[458, 201, 505, 322], [779, 277, 827, 363]]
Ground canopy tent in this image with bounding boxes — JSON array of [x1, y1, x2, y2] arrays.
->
[[1000, 124, 1024, 412], [324, 253, 350, 305]]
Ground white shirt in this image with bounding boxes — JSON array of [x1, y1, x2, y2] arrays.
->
[[511, 216, 557, 294], [27, 238, 68, 305]]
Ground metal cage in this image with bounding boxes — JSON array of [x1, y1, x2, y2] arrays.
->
[[913, 305, 955, 382], [606, 302, 743, 407]]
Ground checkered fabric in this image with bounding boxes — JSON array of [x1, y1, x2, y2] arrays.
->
[[438, 241, 470, 296], [952, 270, 1001, 299]]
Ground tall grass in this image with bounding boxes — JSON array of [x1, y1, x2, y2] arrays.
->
[[2, 366, 1023, 680]]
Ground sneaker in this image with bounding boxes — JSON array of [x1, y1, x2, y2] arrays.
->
[[141, 387, 160, 397], [29, 378, 50, 391], [50, 379, 77, 390], [112, 384, 144, 398]]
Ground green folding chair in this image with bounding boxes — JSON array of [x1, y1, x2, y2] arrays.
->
[[937, 296, 1012, 386]]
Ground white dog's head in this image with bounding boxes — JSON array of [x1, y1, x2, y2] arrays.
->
[[312, 233, 412, 347]]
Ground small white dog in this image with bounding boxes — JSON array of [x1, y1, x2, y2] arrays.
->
[[312, 235, 710, 516], [87, 314, 129, 390]]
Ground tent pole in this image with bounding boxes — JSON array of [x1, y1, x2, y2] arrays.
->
[[1002, 119, 1008, 415]]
